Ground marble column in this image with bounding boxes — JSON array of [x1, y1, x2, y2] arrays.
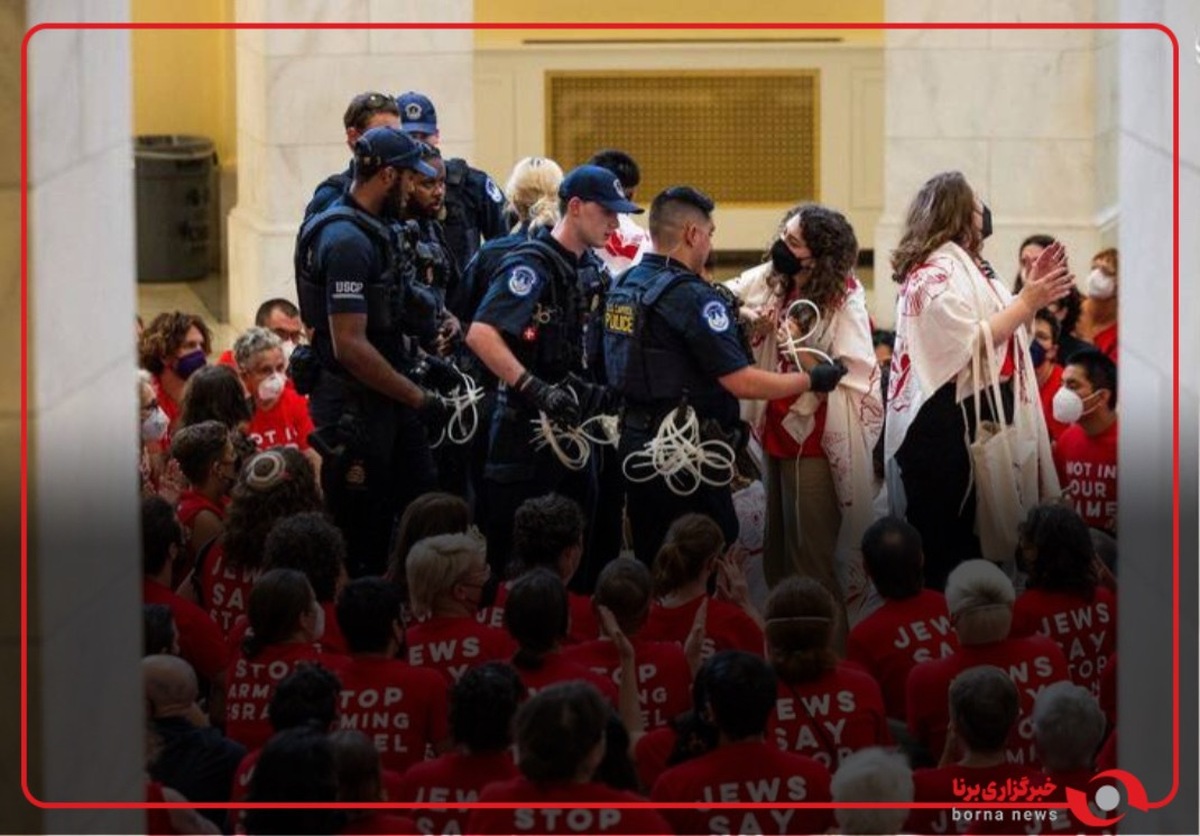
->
[[226, 0, 475, 329], [8, 0, 144, 832], [873, 0, 1113, 327]]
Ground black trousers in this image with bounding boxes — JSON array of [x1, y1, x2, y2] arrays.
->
[[894, 381, 1013, 591], [310, 375, 437, 577]]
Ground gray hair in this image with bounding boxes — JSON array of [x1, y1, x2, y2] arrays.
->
[[945, 560, 1015, 645], [406, 533, 488, 619], [831, 747, 914, 834], [233, 326, 283, 369], [1032, 681, 1106, 771]]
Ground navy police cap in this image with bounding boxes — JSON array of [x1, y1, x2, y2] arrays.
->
[[559, 164, 644, 214]]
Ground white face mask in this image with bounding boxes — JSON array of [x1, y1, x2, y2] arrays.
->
[[1087, 269, 1116, 300], [282, 340, 297, 363], [141, 407, 169, 443], [257, 372, 286, 403], [1052, 386, 1102, 424]]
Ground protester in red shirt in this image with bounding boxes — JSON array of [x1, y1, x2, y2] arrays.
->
[[385, 491, 471, 612], [395, 662, 522, 836], [263, 512, 350, 655], [1080, 248, 1118, 362], [905, 666, 1049, 835], [229, 663, 343, 805], [217, 298, 306, 370], [476, 493, 597, 644], [405, 533, 515, 683], [138, 311, 214, 439], [329, 730, 418, 835], [564, 557, 694, 730], [907, 561, 1070, 768], [764, 577, 891, 769], [223, 569, 348, 751], [504, 569, 618, 703], [1013, 503, 1117, 698], [1033, 309, 1070, 442], [334, 578, 450, 773], [641, 513, 765, 659], [169, 420, 235, 571], [466, 682, 672, 835], [234, 327, 320, 470], [651, 650, 834, 835], [141, 497, 227, 693], [847, 516, 958, 721], [195, 449, 323, 635], [830, 747, 914, 835], [1033, 681, 1110, 835], [139, 369, 180, 502], [243, 726, 341, 836], [179, 364, 256, 466], [1052, 349, 1118, 535]]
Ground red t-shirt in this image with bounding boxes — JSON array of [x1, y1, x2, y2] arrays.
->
[[336, 655, 450, 774], [226, 601, 347, 659], [395, 750, 519, 836], [246, 387, 314, 451], [511, 652, 619, 704], [476, 581, 598, 645], [763, 395, 828, 459], [905, 763, 1051, 835], [1091, 322, 1117, 362], [176, 489, 225, 530], [224, 641, 349, 751], [1038, 364, 1070, 442], [562, 637, 693, 730], [846, 589, 958, 720], [145, 780, 177, 836], [768, 663, 892, 769], [152, 375, 181, 441], [1098, 652, 1116, 727], [467, 778, 671, 835], [651, 739, 833, 835], [1011, 586, 1117, 698], [640, 594, 764, 660], [633, 726, 677, 792], [405, 615, 515, 684], [230, 746, 260, 803], [142, 578, 228, 682], [1053, 420, 1118, 534], [906, 637, 1070, 767], [198, 541, 259, 636]]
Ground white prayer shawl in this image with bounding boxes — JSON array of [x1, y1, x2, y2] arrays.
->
[[883, 241, 1060, 514], [724, 264, 884, 620]]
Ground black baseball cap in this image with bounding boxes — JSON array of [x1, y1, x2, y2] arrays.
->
[[353, 126, 437, 177], [559, 164, 643, 214]]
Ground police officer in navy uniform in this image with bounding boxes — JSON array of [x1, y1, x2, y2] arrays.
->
[[303, 91, 401, 221], [604, 186, 847, 564], [295, 125, 451, 577], [395, 91, 507, 283], [465, 164, 634, 575]]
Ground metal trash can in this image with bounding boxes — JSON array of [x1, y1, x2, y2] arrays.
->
[[134, 135, 218, 282]]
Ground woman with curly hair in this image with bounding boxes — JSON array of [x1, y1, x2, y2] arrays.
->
[[1011, 502, 1116, 698], [138, 311, 213, 439], [884, 172, 1073, 589], [192, 448, 323, 635], [725, 204, 882, 633]]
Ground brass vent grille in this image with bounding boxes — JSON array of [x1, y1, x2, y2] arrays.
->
[[546, 71, 819, 205]]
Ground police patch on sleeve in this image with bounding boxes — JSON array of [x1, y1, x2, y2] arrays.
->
[[485, 177, 504, 204], [702, 300, 730, 333], [507, 265, 538, 297]]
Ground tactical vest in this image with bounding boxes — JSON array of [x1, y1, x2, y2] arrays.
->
[[441, 158, 479, 270]]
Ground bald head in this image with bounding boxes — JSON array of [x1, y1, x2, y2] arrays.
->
[[143, 654, 199, 718]]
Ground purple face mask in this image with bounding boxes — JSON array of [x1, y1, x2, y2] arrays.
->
[[174, 349, 207, 380]]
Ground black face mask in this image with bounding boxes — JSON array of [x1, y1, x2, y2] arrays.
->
[[770, 238, 806, 276], [980, 204, 993, 240]]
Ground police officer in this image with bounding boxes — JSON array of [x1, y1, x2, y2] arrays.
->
[[395, 91, 507, 280], [464, 164, 634, 575], [303, 91, 401, 221], [295, 125, 451, 577], [604, 186, 846, 565]]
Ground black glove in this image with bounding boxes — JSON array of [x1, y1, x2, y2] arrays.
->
[[564, 372, 621, 418], [517, 372, 580, 426], [417, 389, 452, 429], [808, 361, 848, 394], [419, 354, 463, 391]]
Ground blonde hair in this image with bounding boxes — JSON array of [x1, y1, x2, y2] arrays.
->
[[505, 156, 563, 232], [945, 560, 1015, 645], [406, 533, 487, 619]]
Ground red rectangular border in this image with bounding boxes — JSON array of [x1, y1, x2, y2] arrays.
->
[[18, 17, 1180, 815]]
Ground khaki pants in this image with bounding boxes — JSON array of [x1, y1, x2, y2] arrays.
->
[[763, 454, 848, 652]]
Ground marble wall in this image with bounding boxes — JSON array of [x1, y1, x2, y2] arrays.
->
[[226, 0, 475, 328], [873, 0, 1115, 324]]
